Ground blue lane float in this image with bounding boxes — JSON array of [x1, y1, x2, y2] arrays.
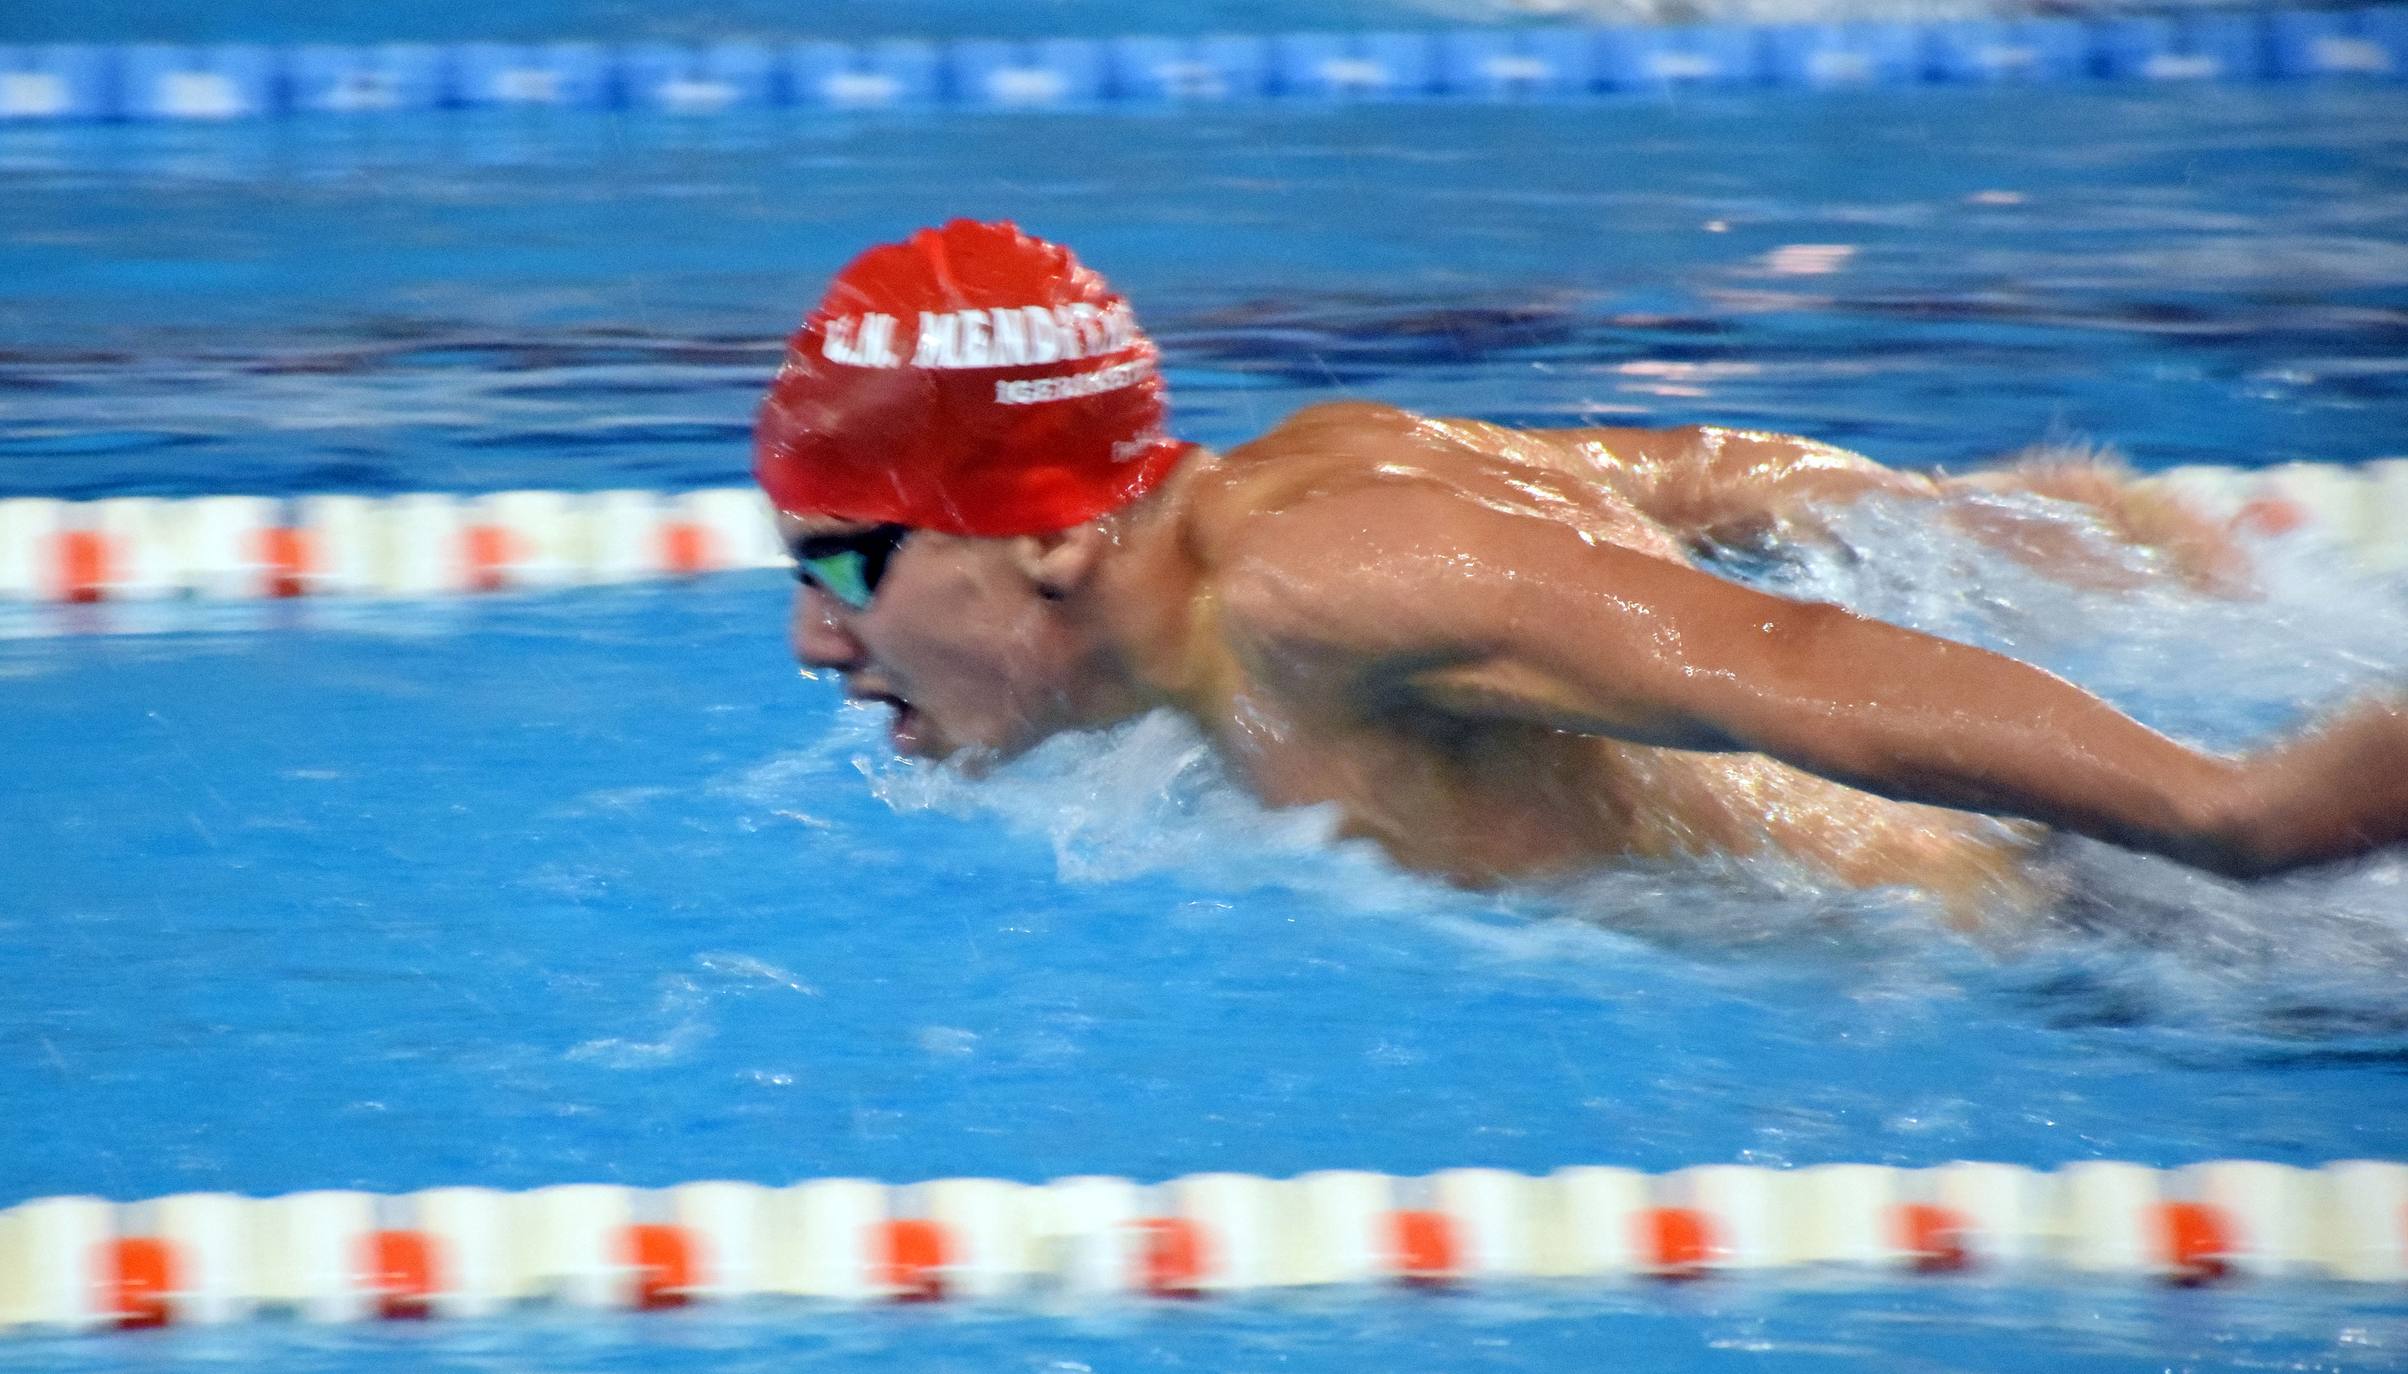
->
[[287, 44, 448, 114], [1269, 32, 1443, 100], [1434, 28, 1594, 99], [1920, 18, 2089, 84], [785, 39, 941, 111], [1594, 24, 1760, 92], [1759, 23, 1926, 89], [0, 45, 111, 120], [118, 44, 279, 120], [1106, 35, 1272, 102], [949, 38, 1109, 110], [0, 8, 2401, 124], [620, 43, 779, 114], [2091, 12, 2273, 81], [449, 43, 612, 109], [2265, 5, 2403, 78]]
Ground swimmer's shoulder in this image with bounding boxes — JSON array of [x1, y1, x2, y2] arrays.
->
[[1226, 400, 1554, 475], [1191, 402, 1428, 527], [1239, 400, 1654, 468], [1199, 400, 1579, 542], [1229, 399, 1430, 457]]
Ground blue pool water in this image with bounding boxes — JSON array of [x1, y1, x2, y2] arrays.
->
[[5, 68, 2408, 1374]]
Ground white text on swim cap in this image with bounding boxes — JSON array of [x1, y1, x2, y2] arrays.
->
[[994, 357, 1154, 406], [819, 304, 1141, 370], [819, 312, 901, 367]]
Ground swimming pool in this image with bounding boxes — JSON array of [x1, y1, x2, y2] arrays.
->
[[4, 16, 2408, 1373]]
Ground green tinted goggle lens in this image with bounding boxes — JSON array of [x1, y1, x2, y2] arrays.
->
[[792, 525, 910, 611], [799, 551, 876, 610]]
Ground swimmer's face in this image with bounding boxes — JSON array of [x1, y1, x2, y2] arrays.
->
[[780, 513, 1105, 762]]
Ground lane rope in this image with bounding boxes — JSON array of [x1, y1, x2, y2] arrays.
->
[[0, 8, 2401, 125], [0, 461, 2401, 611], [4, 1159, 2404, 1331]]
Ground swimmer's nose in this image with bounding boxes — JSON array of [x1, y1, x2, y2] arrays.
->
[[791, 583, 866, 671]]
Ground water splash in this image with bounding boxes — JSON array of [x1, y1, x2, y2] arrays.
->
[[870, 709, 1372, 892], [1748, 487, 2408, 745]]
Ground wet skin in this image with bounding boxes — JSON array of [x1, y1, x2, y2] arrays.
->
[[786, 402, 2408, 924]]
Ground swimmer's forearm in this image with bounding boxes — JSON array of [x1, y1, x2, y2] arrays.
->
[[2211, 698, 2408, 877], [1686, 605, 2256, 867], [1419, 590, 2247, 865], [1666, 608, 2408, 879]]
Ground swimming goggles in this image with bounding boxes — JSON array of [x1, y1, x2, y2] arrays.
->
[[790, 524, 911, 611]]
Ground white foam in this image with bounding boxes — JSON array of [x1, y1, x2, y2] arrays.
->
[[1750, 489, 2408, 746], [869, 710, 1366, 888], [1714, 489, 2408, 1024]]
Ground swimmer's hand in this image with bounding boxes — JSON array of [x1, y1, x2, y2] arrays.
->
[[1216, 483, 2394, 880], [2195, 697, 2408, 878]]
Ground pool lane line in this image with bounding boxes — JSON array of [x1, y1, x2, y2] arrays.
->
[[0, 8, 2402, 125], [0, 459, 2402, 611], [0, 486, 786, 604], [3, 1159, 2404, 1330]]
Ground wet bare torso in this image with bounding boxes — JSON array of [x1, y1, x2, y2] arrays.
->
[[1162, 403, 2042, 913]]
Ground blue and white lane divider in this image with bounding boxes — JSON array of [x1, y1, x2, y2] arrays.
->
[[0, 8, 2402, 123], [0, 460, 2401, 608], [4, 1159, 2406, 1331]]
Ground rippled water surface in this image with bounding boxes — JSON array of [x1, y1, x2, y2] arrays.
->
[[4, 84, 2406, 501], [4, 80, 2408, 1374]]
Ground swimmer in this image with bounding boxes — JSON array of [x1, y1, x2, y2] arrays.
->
[[756, 220, 2408, 920]]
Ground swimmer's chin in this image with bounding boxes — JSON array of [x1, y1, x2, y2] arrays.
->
[[889, 736, 1007, 779], [886, 704, 942, 758], [879, 706, 995, 773], [887, 718, 1060, 779]]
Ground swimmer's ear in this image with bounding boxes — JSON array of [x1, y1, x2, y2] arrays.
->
[[1008, 524, 1109, 603]]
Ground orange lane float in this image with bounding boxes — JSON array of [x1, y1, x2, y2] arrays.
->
[[366, 1228, 439, 1319], [103, 1237, 177, 1329]]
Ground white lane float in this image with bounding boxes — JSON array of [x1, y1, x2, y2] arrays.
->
[[3, 1159, 2403, 1334], [0, 486, 789, 606]]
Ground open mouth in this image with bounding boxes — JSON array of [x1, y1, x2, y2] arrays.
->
[[850, 688, 925, 751]]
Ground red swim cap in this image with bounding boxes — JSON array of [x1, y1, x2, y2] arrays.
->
[[754, 220, 1189, 538]]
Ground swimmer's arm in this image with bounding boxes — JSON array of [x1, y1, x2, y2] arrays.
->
[[1225, 491, 2401, 878]]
